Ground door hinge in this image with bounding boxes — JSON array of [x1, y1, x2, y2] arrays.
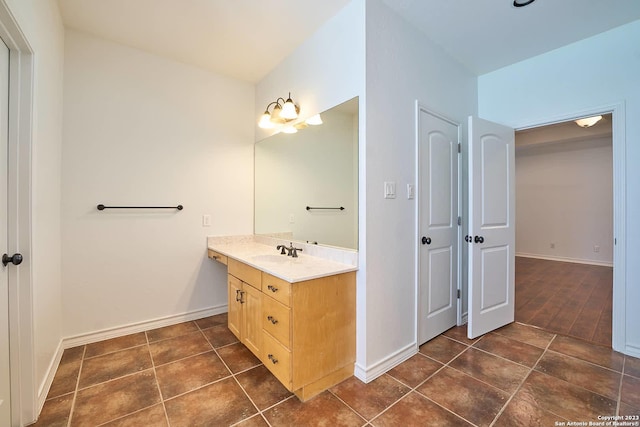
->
[[457, 143, 461, 153], [457, 289, 461, 299], [457, 216, 461, 226]]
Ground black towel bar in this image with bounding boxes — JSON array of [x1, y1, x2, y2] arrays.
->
[[97, 204, 183, 211], [306, 206, 345, 211]]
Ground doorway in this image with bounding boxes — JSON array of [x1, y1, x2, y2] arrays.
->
[[0, 2, 37, 424], [0, 36, 9, 426], [514, 114, 613, 346]]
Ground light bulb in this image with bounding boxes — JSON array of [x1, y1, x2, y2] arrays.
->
[[282, 125, 297, 134], [258, 112, 274, 129], [281, 97, 298, 120], [305, 114, 323, 125]]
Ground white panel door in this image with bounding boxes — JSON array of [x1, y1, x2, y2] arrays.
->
[[467, 116, 515, 339], [418, 108, 459, 345], [0, 38, 10, 425]]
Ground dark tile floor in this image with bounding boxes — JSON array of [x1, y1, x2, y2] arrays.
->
[[33, 314, 640, 426], [516, 257, 612, 346]]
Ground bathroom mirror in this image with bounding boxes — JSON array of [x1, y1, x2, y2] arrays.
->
[[254, 97, 358, 250]]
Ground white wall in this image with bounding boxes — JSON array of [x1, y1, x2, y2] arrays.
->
[[362, 0, 477, 378], [255, 0, 367, 370], [516, 137, 613, 265], [4, 0, 65, 418], [255, 1, 365, 142], [61, 31, 254, 337], [258, 0, 477, 380], [479, 20, 640, 355]]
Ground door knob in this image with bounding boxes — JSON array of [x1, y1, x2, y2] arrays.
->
[[474, 236, 484, 244], [421, 236, 432, 245], [2, 253, 23, 267]]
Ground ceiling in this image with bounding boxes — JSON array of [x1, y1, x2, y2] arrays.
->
[[57, 0, 640, 83]]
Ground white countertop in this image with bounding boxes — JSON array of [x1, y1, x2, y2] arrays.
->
[[207, 236, 358, 283]]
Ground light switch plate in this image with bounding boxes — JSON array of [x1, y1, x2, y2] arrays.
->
[[384, 181, 396, 199], [202, 214, 211, 227], [407, 184, 415, 200]]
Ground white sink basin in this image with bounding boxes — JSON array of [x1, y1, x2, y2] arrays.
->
[[251, 254, 293, 263]]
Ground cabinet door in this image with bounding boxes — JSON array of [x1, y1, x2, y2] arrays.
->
[[242, 283, 263, 358], [228, 275, 242, 340]]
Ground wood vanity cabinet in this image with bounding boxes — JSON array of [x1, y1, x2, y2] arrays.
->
[[227, 259, 262, 358], [207, 249, 228, 265], [224, 257, 355, 401]]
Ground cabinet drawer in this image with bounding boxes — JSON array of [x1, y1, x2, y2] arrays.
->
[[228, 258, 261, 289], [262, 295, 291, 348], [262, 332, 291, 389], [208, 249, 228, 265], [262, 273, 291, 306]]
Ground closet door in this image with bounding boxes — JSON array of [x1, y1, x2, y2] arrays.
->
[[417, 107, 459, 344], [467, 116, 515, 339]]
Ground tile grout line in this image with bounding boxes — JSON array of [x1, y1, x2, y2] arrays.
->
[[616, 357, 626, 416], [197, 321, 272, 427], [64, 345, 87, 427], [401, 352, 482, 427], [326, 385, 379, 426], [142, 330, 172, 427], [487, 333, 558, 427], [357, 344, 481, 426]]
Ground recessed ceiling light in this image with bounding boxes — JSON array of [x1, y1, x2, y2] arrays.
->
[[513, 0, 536, 7]]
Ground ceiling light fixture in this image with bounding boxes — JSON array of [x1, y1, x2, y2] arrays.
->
[[513, 0, 536, 7], [258, 92, 300, 129], [575, 115, 603, 128]]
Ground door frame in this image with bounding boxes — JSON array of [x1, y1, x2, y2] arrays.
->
[[414, 102, 462, 345], [0, 2, 36, 425], [512, 102, 626, 354]]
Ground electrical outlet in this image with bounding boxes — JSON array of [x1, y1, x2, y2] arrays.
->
[[594, 245, 600, 253], [550, 243, 555, 249], [289, 214, 295, 224]]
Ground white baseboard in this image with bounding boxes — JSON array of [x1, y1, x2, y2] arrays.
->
[[62, 304, 227, 349], [37, 340, 65, 417], [516, 252, 613, 267], [353, 342, 417, 383], [36, 304, 227, 419], [624, 343, 640, 359], [459, 313, 468, 325]]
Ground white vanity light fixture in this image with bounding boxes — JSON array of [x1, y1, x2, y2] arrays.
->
[[575, 115, 603, 128], [258, 92, 300, 129]]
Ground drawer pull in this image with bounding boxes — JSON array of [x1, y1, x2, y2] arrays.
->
[[235, 289, 241, 302], [267, 285, 279, 293], [267, 315, 278, 325], [267, 354, 279, 364]]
